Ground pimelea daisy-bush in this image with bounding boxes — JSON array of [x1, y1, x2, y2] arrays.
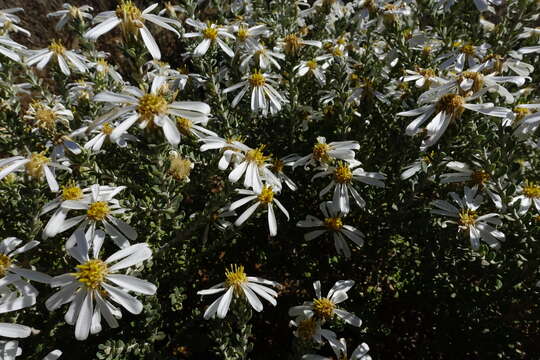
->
[[0, 0, 538, 359]]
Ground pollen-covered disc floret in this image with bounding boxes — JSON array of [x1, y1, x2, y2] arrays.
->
[[225, 264, 248, 295], [257, 186, 275, 204], [334, 163, 353, 184], [0, 253, 11, 277], [458, 209, 477, 227], [73, 259, 108, 289], [115, 0, 143, 34], [312, 297, 335, 320], [324, 217, 343, 231], [86, 201, 110, 221], [436, 94, 465, 118], [137, 93, 168, 121], [62, 185, 84, 201], [249, 71, 266, 87], [523, 182, 540, 199], [312, 142, 331, 162], [48, 39, 66, 55], [25, 153, 50, 178]]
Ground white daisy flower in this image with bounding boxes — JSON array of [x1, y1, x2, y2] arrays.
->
[[294, 137, 360, 169], [513, 104, 540, 140], [303, 338, 371, 360], [289, 317, 337, 345], [294, 55, 332, 85], [314, 162, 386, 213], [227, 144, 280, 192], [84, 1, 181, 60], [297, 201, 365, 258], [471, 53, 534, 77], [197, 264, 279, 319], [184, 19, 235, 57], [270, 155, 298, 191], [199, 135, 246, 171], [400, 153, 434, 180], [76, 121, 137, 152], [223, 70, 288, 116], [276, 33, 322, 55], [40, 183, 116, 240], [0, 237, 51, 285], [440, 161, 502, 209], [231, 23, 270, 48], [90, 58, 123, 83], [400, 68, 445, 89], [239, 43, 285, 71], [46, 230, 156, 341], [398, 90, 514, 150], [436, 42, 490, 72], [48, 4, 93, 31], [0, 8, 24, 25], [92, 77, 211, 146], [431, 186, 505, 250], [510, 181, 540, 216], [158, 2, 185, 18], [0, 8, 30, 37], [229, 185, 289, 237], [289, 280, 362, 327], [45, 184, 137, 249], [0, 152, 70, 192], [23, 101, 73, 133], [0, 342, 62, 360], [25, 40, 88, 76], [0, 36, 26, 62]]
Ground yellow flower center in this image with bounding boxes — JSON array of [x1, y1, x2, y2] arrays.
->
[[470, 170, 490, 185], [245, 146, 269, 166], [306, 60, 318, 70], [312, 297, 335, 320], [523, 183, 540, 199], [87, 201, 110, 221], [257, 186, 274, 204], [324, 217, 343, 231], [436, 94, 465, 118], [25, 153, 49, 178], [225, 264, 247, 295], [297, 318, 318, 340], [418, 68, 435, 78], [99, 122, 113, 135], [312, 142, 331, 162], [48, 40, 66, 55], [461, 44, 476, 56], [237, 26, 249, 41], [514, 107, 532, 120], [115, 0, 143, 34], [459, 71, 484, 93], [284, 34, 301, 54], [334, 163, 353, 184], [458, 209, 477, 227], [169, 154, 192, 181], [62, 185, 83, 200], [249, 71, 266, 87], [177, 117, 193, 136], [68, 6, 83, 19], [74, 259, 108, 289], [137, 94, 168, 121], [331, 47, 344, 57], [202, 26, 218, 40], [0, 253, 11, 277], [34, 108, 57, 130], [422, 45, 432, 55]]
